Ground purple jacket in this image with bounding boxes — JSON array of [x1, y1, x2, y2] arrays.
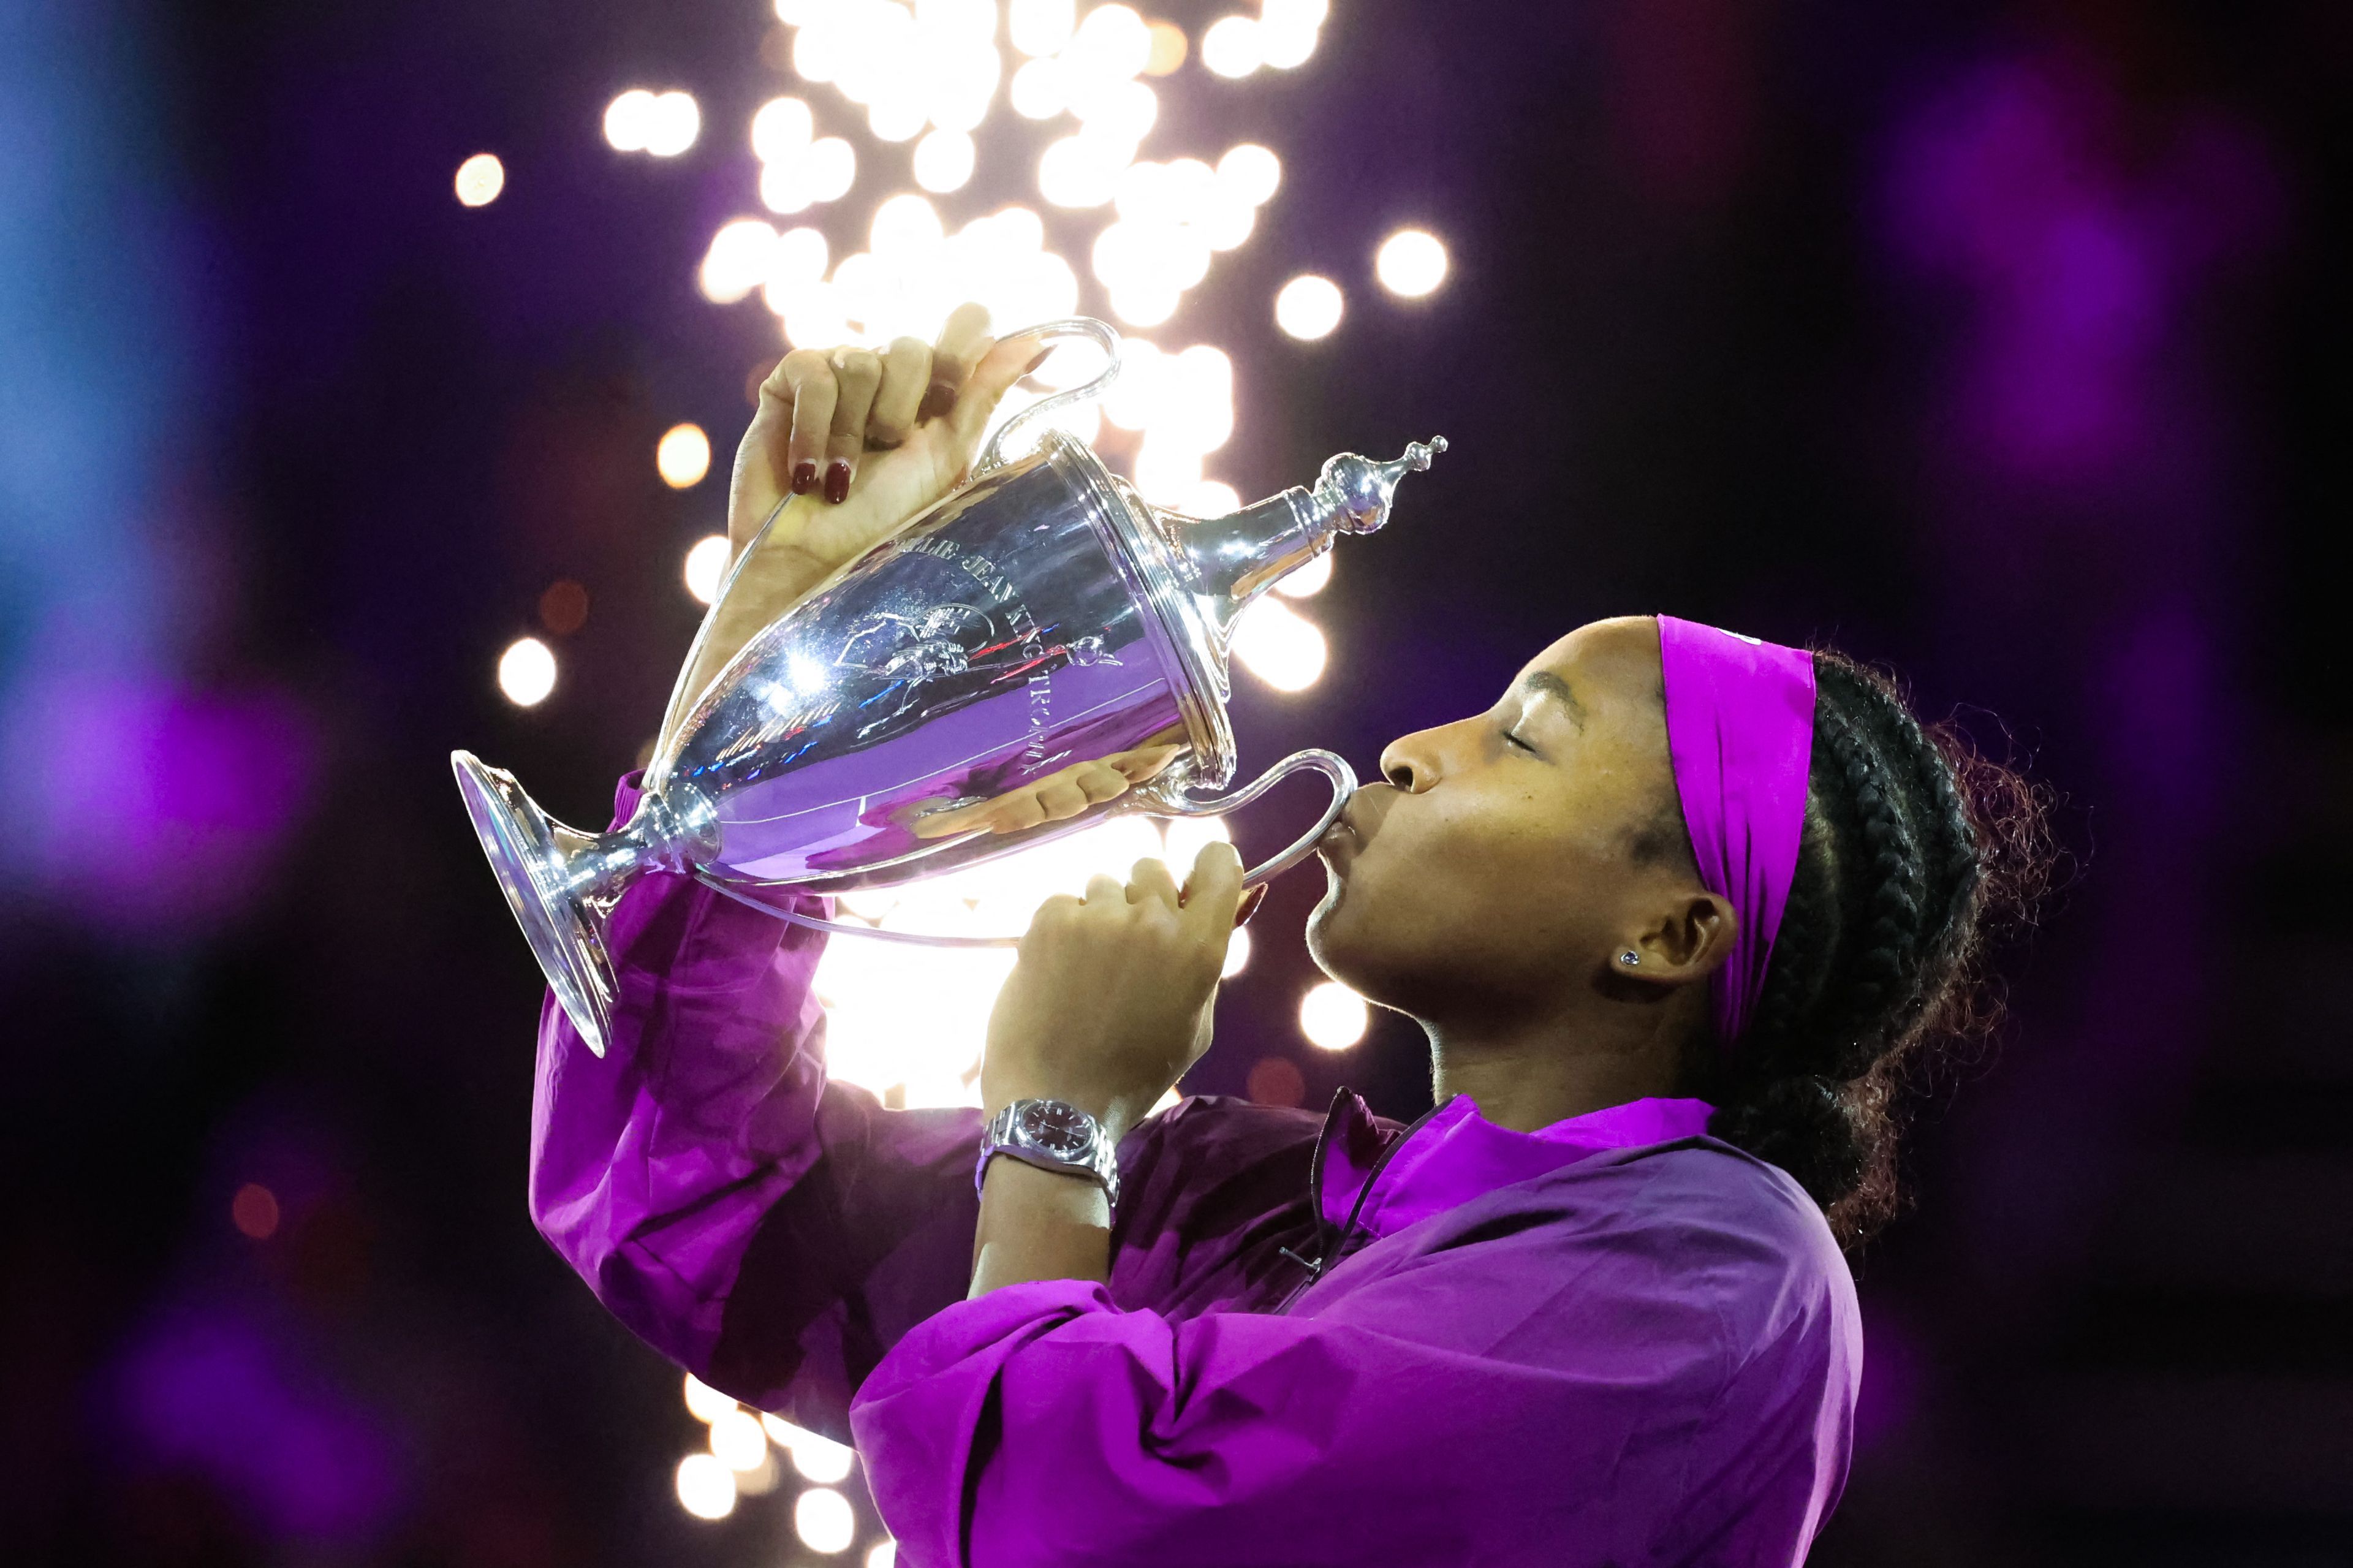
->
[[530, 778, 1861, 1567]]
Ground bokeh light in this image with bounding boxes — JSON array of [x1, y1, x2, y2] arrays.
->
[[789, 1429, 855, 1483], [537, 578, 589, 635], [675, 1453, 737, 1520], [607, 89, 700, 155], [1230, 596, 1328, 690], [1260, 0, 1328, 69], [496, 637, 556, 706], [1215, 142, 1281, 206], [795, 1487, 856, 1553], [1069, 4, 1153, 78], [870, 97, 927, 143], [231, 1183, 279, 1239], [752, 96, 815, 162], [683, 1373, 738, 1423], [758, 1412, 857, 1484], [763, 136, 858, 214], [604, 89, 657, 150], [1201, 16, 1262, 78], [762, 225, 833, 319], [657, 422, 711, 488], [1223, 925, 1252, 978], [1299, 980, 1370, 1050], [1247, 1054, 1306, 1105], [684, 535, 732, 605], [1039, 132, 1129, 208], [1275, 274, 1344, 340], [650, 91, 700, 155], [708, 1407, 768, 1471], [700, 218, 779, 303], [866, 1542, 898, 1568], [1010, 56, 1064, 118], [453, 153, 504, 206], [1009, 0, 1075, 57], [1376, 228, 1449, 298], [1145, 20, 1187, 74], [913, 128, 977, 191], [735, 1451, 782, 1495]]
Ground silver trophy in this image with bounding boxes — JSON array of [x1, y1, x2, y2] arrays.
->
[[453, 319, 1443, 1055]]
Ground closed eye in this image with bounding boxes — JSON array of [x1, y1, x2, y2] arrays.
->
[[1503, 730, 1538, 754]]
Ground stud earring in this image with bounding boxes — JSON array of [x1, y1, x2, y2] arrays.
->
[[1618, 950, 1640, 968]]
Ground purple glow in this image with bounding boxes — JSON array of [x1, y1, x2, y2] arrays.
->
[[1884, 56, 2279, 493], [113, 1309, 405, 1542], [9, 673, 314, 931]]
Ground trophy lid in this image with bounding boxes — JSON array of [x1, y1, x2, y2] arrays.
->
[[1037, 431, 1446, 792], [1159, 436, 1447, 645]]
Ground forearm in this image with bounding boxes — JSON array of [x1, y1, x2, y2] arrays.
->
[[968, 1072, 1158, 1298], [968, 1156, 1112, 1298], [529, 871, 829, 1344]]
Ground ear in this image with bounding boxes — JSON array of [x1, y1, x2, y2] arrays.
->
[[1612, 893, 1739, 988]]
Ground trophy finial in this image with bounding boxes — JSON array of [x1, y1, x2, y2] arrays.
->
[[1313, 436, 1449, 535], [1148, 434, 1446, 664]]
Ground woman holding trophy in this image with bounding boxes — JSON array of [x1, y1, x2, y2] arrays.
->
[[495, 305, 2045, 1566]]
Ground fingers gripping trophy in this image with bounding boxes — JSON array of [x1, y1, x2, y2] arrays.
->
[[453, 306, 1445, 1056]]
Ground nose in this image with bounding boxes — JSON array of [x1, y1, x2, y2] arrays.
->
[[1379, 722, 1451, 793]]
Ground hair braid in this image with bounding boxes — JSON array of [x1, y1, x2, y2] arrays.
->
[[1688, 648, 2051, 1246]]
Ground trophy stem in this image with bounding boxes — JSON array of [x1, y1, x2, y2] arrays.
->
[[450, 751, 665, 1058]]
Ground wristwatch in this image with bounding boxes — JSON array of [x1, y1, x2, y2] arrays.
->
[[975, 1098, 1121, 1207]]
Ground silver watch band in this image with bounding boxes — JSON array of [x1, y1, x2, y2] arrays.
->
[[974, 1098, 1120, 1206]]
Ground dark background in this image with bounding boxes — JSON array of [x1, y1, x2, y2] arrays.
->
[[3, 1, 2348, 1562]]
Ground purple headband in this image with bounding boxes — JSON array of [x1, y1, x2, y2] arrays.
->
[[1656, 616, 1818, 1045]]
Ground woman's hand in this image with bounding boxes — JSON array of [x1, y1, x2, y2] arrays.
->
[[667, 303, 1043, 739], [981, 843, 1248, 1143], [909, 738, 1184, 839]]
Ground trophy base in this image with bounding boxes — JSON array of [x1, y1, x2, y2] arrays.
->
[[451, 751, 616, 1057]]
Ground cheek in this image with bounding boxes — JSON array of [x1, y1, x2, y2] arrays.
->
[[1314, 787, 1601, 966], [1399, 786, 1582, 912]]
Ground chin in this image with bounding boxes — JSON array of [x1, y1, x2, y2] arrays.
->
[[1303, 873, 1384, 997]]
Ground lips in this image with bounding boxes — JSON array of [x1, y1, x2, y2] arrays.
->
[[1317, 789, 1376, 868], [1317, 814, 1360, 863]]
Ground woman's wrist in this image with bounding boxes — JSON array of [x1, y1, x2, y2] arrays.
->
[[968, 1154, 1112, 1297], [980, 1079, 1146, 1147]]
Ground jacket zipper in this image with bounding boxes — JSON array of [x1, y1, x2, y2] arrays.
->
[[1273, 1093, 1453, 1315]]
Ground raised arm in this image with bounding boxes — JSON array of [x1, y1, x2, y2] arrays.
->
[[523, 308, 1170, 1436], [527, 773, 988, 1435]]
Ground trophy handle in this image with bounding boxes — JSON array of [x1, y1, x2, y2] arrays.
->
[[972, 317, 1124, 474], [1124, 747, 1358, 888], [735, 748, 1358, 950]]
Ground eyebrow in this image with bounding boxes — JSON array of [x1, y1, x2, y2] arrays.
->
[[1521, 670, 1588, 728]]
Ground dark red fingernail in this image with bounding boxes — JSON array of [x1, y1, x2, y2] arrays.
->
[[1024, 347, 1052, 375], [920, 380, 957, 419], [824, 461, 851, 504], [791, 461, 818, 494], [1234, 885, 1268, 928]]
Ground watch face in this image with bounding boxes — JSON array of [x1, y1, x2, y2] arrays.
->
[[1018, 1100, 1095, 1160]]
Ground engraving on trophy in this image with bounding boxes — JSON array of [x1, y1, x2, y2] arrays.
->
[[836, 605, 985, 684]]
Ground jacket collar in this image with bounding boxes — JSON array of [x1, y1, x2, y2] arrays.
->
[[1311, 1087, 1717, 1243]]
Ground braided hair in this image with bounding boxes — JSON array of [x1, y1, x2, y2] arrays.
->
[[1674, 648, 2051, 1246]]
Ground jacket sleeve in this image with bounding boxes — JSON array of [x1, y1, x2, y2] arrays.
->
[[528, 773, 983, 1440], [846, 1165, 1856, 1568]]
